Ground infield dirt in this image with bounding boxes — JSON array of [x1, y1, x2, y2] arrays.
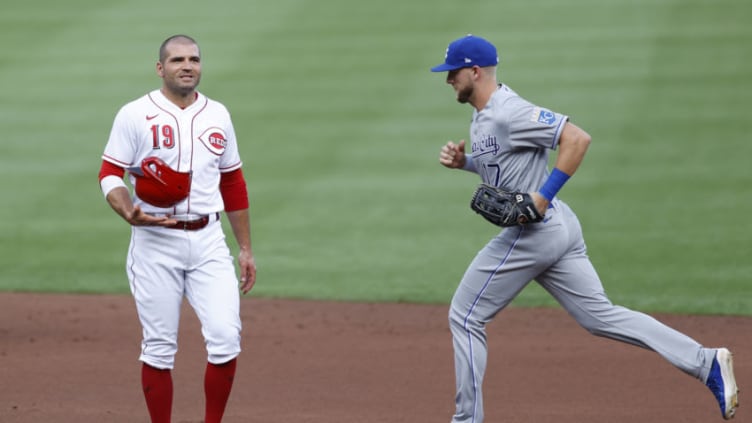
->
[[0, 293, 748, 422]]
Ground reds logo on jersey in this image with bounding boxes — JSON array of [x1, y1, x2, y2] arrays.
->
[[198, 127, 227, 155]]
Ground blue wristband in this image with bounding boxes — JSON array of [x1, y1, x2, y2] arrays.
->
[[539, 168, 570, 201]]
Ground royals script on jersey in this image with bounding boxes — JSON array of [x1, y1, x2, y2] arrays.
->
[[102, 90, 242, 215]]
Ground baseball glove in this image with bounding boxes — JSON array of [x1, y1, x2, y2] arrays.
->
[[470, 184, 545, 227]]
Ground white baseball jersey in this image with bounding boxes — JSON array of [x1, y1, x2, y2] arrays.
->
[[102, 89, 242, 215]]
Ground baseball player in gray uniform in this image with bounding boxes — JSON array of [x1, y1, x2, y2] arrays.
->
[[98, 35, 256, 423], [431, 34, 739, 422]]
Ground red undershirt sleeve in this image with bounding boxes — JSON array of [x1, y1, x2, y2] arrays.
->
[[99, 160, 125, 180], [219, 168, 249, 212]]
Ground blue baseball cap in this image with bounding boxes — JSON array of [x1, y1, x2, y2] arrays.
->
[[430, 34, 499, 72]]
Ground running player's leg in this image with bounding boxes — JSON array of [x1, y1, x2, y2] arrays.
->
[[536, 203, 715, 380], [449, 227, 550, 423]]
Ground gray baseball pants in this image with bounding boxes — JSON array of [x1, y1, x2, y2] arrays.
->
[[449, 200, 716, 423]]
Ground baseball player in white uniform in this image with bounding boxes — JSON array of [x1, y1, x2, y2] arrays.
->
[[98, 34, 256, 423], [431, 34, 739, 422]]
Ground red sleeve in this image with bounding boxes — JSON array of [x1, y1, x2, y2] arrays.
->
[[219, 168, 249, 212], [99, 160, 125, 181]]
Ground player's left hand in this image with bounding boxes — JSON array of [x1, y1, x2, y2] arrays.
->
[[238, 248, 256, 294], [470, 184, 546, 227]]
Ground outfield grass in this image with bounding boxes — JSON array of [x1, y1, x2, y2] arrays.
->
[[0, 0, 750, 315]]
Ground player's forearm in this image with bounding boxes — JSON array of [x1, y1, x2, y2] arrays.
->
[[537, 123, 591, 202], [552, 122, 591, 176], [225, 209, 252, 252], [105, 186, 135, 222]]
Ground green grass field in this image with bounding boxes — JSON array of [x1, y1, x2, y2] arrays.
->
[[1, 0, 750, 315]]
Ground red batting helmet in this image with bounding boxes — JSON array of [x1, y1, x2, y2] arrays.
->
[[128, 157, 192, 208]]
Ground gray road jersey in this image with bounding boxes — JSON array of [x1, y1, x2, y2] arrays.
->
[[468, 84, 568, 192]]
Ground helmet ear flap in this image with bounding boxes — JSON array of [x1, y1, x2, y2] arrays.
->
[[140, 157, 167, 185]]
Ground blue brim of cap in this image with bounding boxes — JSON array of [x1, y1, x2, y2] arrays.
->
[[127, 166, 144, 176], [430, 63, 464, 72]]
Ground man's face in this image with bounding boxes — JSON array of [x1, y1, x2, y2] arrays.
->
[[157, 41, 202, 95], [446, 67, 475, 104]]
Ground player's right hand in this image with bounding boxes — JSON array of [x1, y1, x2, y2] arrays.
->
[[126, 205, 178, 227], [439, 140, 467, 169]]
